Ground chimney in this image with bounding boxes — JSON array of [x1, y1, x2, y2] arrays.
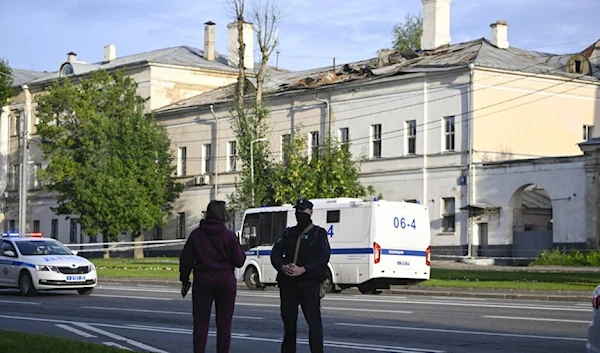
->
[[104, 44, 117, 62], [420, 0, 452, 51], [66, 52, 77, 63], [227, 21, 254, 71], [204, 21, 216, 61], [490, 21, 509, 49]]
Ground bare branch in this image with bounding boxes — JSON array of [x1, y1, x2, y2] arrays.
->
[[251, 0, 281, 107]]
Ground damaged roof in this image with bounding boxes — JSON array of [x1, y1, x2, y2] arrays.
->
[[155, 37, 600, 115], [27, 46, 239, 85]]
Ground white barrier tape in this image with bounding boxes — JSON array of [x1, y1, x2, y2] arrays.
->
[[65, 239, 186, 248], [71, 242, 185, 253]]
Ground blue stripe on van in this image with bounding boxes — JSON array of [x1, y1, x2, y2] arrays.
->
[[245, 248, 426, 257]]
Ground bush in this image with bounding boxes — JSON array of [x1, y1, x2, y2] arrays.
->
[[532, 249, 600, 267]]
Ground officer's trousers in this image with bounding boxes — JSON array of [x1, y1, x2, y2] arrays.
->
[[279, 283, 324, 353], [192, 270, 237, 353]]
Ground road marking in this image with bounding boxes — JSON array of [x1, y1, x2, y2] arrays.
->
[[334, 323, 587, 342], [81, 306, 264, 320], [56, 324, 97, 338], [92, 294, 172, 301], [0, 300, 40, 305], [483, 315, 590, 324], [72, 323, 168, 353], [234, 302, 412, 314], [103, 342, 133, 351]]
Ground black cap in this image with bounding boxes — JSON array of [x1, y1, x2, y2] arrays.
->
[[294, 199, 313, 210]]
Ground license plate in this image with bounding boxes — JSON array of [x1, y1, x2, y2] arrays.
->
[[66, 275, 85, 282]]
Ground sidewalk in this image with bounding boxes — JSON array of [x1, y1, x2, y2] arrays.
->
[[98, 260, 597, 303]]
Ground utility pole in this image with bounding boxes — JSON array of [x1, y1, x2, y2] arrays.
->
[[19, 85, 31, 233], [210, 105, 219, 199]]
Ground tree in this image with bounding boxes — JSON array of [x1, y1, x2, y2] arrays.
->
[[0, 59, 13, 105], [391, 13, 423, 52], [35, 70, 183, 258], [227, 0, 281, 213], [272, 131, 377, 204]]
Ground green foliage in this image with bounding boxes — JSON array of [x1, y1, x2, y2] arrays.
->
[[0, 58, 14, 105], [531, 248, 600, 267], [392, 13, 423, 52], [0, 331, 131, 353], [35, 70, 183, 240], [272, 131, 376, 204]]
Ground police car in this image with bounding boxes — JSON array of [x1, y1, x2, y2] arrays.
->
[[588, 285, 600, 353], [0, 232, 97, 296]]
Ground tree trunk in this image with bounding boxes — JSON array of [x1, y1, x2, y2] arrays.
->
[[133, 230, 144, 259], [102, 234, 110, 259]]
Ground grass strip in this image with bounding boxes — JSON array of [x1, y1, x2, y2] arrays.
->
[[0, 330, 130, 353]]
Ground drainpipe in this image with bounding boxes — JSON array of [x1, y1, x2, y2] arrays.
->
[[467, 62, 475, 258], [210, 104, 218, 199], [422, 74, 428, 208], [315, 94, 331, 140]]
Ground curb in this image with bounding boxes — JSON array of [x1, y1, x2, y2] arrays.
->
[[98, 277, 591, 303]]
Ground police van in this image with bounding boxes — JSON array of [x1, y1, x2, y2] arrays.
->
[[0, 232, 98, 296], [236, 198, 431, 294]]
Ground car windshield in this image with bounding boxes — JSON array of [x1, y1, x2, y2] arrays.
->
[[16, 240, 73, 256]]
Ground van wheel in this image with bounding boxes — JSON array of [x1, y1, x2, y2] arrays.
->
[[19, 271, 37, 297], [323, 270, 341, 293], [358, 283, 381, 295], [244, 266, 265, 290]]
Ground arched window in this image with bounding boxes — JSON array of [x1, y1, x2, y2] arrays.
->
[[59, 63, 74, 77]]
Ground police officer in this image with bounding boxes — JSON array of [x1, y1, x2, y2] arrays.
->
[[271, 199, 331, 353]]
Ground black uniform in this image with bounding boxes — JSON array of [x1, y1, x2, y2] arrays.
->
[[271, 201, 331, 353]]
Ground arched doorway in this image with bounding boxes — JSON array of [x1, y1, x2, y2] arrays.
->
[[509, 184, 554, 257]]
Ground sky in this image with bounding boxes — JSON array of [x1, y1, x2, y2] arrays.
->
[[2, 0, 599, 73]]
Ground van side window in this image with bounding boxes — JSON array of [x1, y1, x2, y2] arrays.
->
[[327, 210, 340, 223], [241, 213, 259, 250], [258, 211, 288, 246]]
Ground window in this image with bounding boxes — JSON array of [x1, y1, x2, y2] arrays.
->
[[203, 144, 212, 173], [69, 219, 78, 243], [339, 128, 349, 144], [241, 213, 259, 250], [406, 120, 416, 154], [33, 163, 42, 189], [228, 141, 237, 171], [371, 124, 382, 158], [584, 125, 595, 141], [327, 210, 340, 223], [51, 219, 58, 239], [60, 63, 74, 77], [281, 134, 291, 162], [574, 60, 582, 73], [153, 225, 163, 240], [177, 212, 186, 239], [12, 164, 19, 190], [33, 220, 40, 233], [443, 116, 455, 151], [442, 197, 455, 232], [9, 220, 16, 232], [177, 147, 187, 177], [310, 131, 319, 159]]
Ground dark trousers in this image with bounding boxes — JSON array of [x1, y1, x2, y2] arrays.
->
[[192, 270, 237, 353], [279, 283, 324, 353]]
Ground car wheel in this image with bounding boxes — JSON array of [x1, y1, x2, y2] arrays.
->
[[244, 266, 265, 290], [358, 283, 381, 295], [18, 271, 37, 297], [77, 288, 94, 295]]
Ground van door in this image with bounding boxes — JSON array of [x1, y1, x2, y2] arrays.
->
[[256, 211, 288, 283]]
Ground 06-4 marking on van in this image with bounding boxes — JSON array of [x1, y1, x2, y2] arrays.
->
[[393, 217, 416, 230]]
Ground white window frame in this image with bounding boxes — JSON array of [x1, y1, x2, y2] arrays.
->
[[339, 127, 349, 144], [309, 131, 319, 159], [443, 116, 455, 151], [281, 134, 291, 162], [442, 197, 456, 233], [33, 163, 42, 189], [406, 120, 416, 155], [371, 124, 382, 158], [203, 144, 212, 174], [177, 147, 187, 177], [228, 141, 237, 172]]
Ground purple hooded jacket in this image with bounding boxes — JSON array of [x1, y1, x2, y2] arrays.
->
[[179, 219, 246, 282]]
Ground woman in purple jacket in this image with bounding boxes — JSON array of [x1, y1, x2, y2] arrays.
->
[[179, 200, 247, 353]]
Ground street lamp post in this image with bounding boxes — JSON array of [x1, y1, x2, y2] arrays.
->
[[250, 138, 268, 206]]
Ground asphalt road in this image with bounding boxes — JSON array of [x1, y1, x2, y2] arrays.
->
[[0, 283, 592, 353]]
